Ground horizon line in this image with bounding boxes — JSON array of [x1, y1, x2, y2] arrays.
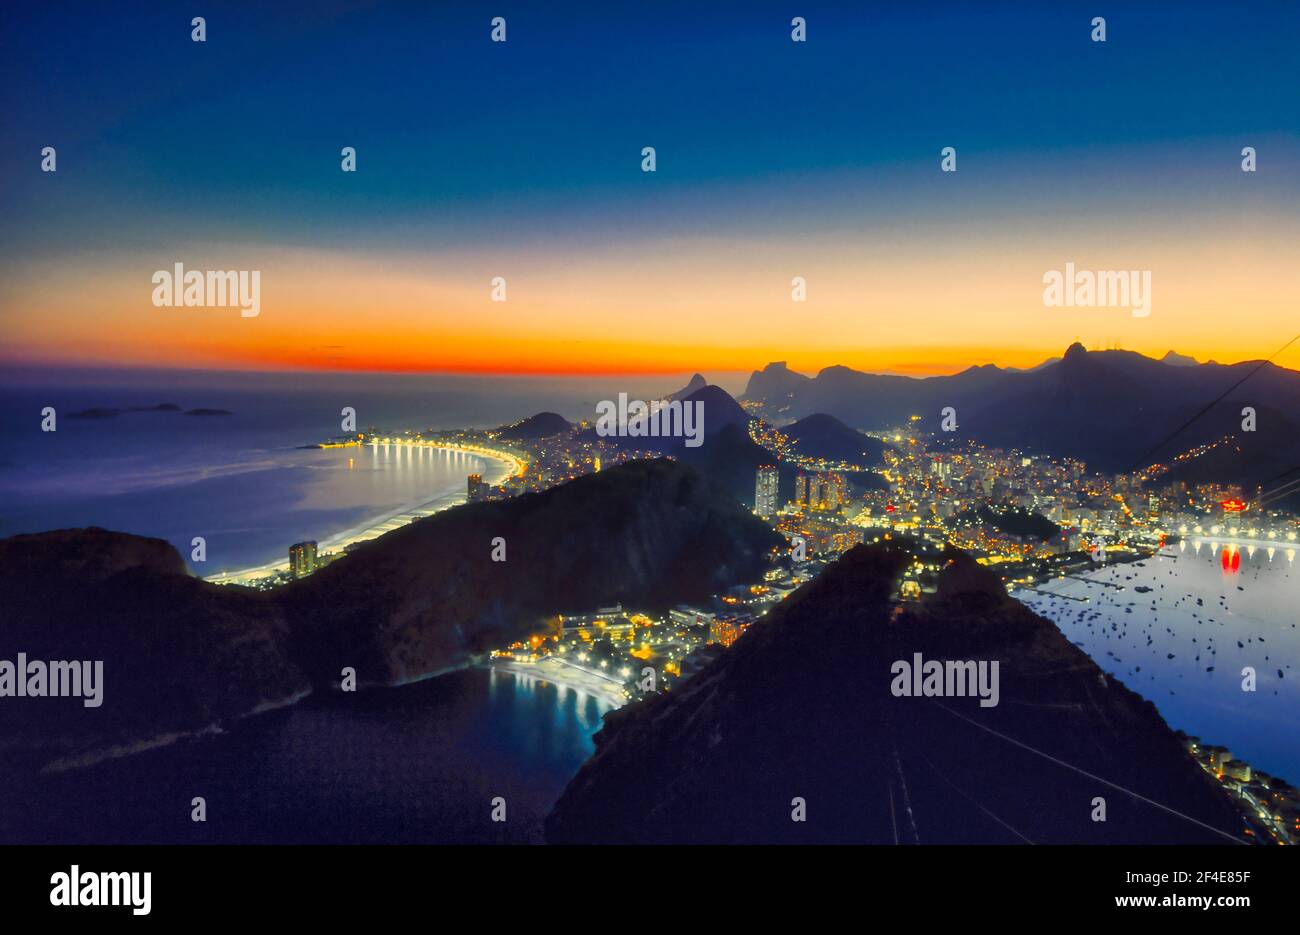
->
[[0, 342, 1290, 384]]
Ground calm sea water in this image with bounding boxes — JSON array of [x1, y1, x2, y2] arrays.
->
[[1017, 541, 1300, 782], [0, 367, 740, 571], [0, 668, 612, 844]]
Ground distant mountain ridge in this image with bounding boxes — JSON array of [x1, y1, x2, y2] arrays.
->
[[742, 345, 1300, 498]]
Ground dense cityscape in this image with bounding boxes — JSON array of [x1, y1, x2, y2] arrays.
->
[[5, 2, 1296, 913], [223, 395, 1300, 847]]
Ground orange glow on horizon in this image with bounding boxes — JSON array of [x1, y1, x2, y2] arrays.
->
[[3, 235, 1298, 379]]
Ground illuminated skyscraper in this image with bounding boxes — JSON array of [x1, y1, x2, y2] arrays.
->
[[794, 472, 808, 508], [807, 473, 824, 510], [289, 540, 317, 578], [467, 473, 484, 502], [755, 465, 779, 517], [823, 472, 847, 511]]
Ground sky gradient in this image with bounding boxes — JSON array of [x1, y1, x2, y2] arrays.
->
[[2, 1, 1298, 377]]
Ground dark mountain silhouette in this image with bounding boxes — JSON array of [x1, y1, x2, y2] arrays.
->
[[1007, 357, 1060, 373], [546, 541, 1244, 844], [0, 528, 309, 768], [280, 458, 782, 686], [1157, 429, 1300, 512], [782, 360, 1010, 431], [667, 373, 707, 401], [741, 361, 810, 407], [586, 384, 750, 453], [581, 385, 766, 504], [1161, 350, 1199, 367], [952, 345, 1300, 479], [678, 384, 750, 435], [496, 411, 571, 440], [0, 461, 780, 766], [784, 413, 888, 464], [677, 422, 784, 506], [745, 345, 1300, 485], [958, 505, 1062, 543]]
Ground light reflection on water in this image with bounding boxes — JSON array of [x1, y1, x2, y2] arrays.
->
[[1018, 541, 1299, 781], [1, 668, 613, 844]]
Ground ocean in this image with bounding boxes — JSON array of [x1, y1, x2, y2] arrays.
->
[[0, 367, 742, 573], [1016, 541, 1300, 782]]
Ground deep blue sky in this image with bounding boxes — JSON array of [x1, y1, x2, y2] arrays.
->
[[3, 0, 1296, 254], [1, 1, 1296, 377]]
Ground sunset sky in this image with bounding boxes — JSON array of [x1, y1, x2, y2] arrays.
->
[[3, 1, 1298, 378]]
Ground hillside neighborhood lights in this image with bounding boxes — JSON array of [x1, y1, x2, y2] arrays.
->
[[151, 262, 261, 318], [595, 394, 704, 448]]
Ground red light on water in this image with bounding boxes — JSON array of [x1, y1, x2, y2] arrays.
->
[[1221, 548, 1240, 574]]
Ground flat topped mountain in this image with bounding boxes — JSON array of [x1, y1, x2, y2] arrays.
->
[[741, 360, 810, 404], [546, 542, 1243, 844]]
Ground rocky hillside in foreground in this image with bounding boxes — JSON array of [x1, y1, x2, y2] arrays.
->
[[0, 528, 310, 766], [546, 542, 1243, 844], [0, 460, 782, 763], [280, 458, 783, 686]]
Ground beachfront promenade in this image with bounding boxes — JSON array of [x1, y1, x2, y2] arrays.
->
[[205, 440, 526, 586]]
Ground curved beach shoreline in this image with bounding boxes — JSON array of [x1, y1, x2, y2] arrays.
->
[[205, 445, 519, 585]]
